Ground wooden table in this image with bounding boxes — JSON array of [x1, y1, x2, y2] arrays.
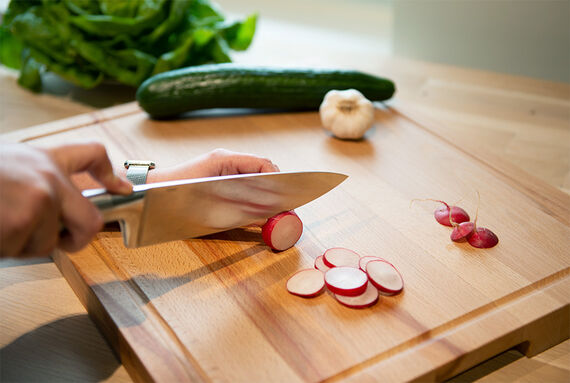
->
[[1, 18, 569, 382]]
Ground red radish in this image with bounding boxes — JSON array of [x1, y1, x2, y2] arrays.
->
[[324, 266, 368, 296], [286, 269, 325, 298], [335, 282, 379, 309], [412, 198, 469, 227], [366, 260, 404, 295], [467, 227, 499, 248], [434, 202, 470, 227], [314, 255, 331, 272], [359, 256, 385, 272], [464, 192, 499, 249], [450, 221, 475, 242], [262, 211, 303, 251], [322, 247, 361, 268]]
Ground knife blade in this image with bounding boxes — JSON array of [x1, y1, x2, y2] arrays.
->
[[83, 171, 347, 248]]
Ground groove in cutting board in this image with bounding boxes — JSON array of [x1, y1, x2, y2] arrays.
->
[[323, 268, 570, 382], [30, 102, 569, 382]]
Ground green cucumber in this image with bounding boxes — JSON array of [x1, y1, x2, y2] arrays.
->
[[136, 63, 396, 118]]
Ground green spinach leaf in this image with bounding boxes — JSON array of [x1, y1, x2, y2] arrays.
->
[[1, 0, 258, 91]]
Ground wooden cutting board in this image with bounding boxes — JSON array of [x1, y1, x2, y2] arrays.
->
[[6, 101, 569, 382]]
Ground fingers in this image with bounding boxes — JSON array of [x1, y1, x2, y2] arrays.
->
[[20, 199, 60, 257], [0, 198, 42, 258], [0, 145, 58, 258], [51, 170, 103, 251], [48, 142, 132, 195], [0, 166, 60, 258], [209, 148, 280, 176], [46, 142, 118, 252], [150, 149, 280, 182], [0, 142, 123, 258], [57, 179, 104, 252]]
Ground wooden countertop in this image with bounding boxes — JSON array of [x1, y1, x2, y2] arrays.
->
[[1, 17, 569, 382]]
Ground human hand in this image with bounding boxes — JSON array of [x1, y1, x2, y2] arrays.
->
[[142, 149, 280, 227], [0, 142, 132, 258], [146, 148, 280, 183]]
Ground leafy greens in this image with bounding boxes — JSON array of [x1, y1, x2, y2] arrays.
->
[[0, 0, 257, 91]]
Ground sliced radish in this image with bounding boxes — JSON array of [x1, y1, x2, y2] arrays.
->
[[314, 255, 331, 272], [359, 256, 384, 272], [335, 282, 379, 309], [324, 266, 368, 296], [286, 269, 325, 298], [322, 247, 361, 268], [262, 211, 303, 251], [366, 260, 404, 295]]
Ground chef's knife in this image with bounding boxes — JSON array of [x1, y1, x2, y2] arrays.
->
[[82, 171, 347, 248]]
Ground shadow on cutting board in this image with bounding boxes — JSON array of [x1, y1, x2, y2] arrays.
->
[[0, 315, 121, 382], [72, 228, 292, 329]]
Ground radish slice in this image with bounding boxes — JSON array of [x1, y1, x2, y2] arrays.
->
[[359, 256, 384, 272], [322, 247, 361, 268], [262, 211, 303, 251], [324, 266, 368, 296], [366, 260, 404, 295], [286, 269, 325, 298], [335, 282, 379, 309], [314, 255, 331, 272]]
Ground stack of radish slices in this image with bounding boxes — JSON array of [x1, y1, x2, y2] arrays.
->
[[286, 247, 404, 309]]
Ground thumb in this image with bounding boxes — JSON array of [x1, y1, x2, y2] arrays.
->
[[48, 142, 132, 194]]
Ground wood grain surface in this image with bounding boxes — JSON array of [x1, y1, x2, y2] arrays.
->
[[6, 95, 569, 382], [1, 13, 569, 383]]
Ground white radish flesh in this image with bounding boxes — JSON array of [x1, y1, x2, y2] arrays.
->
[[322, 247, 361, 268], [335, 282, 379, 308], [324, 266, 368, 296], [366, 260, 404, 295], [359, 256, 384, 272], [314, 255, 331, 272], [286, 269, 325, 298], [262, 211, 303, 251]]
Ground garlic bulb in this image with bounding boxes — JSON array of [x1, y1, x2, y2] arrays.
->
[[319, 89, 375, 140]]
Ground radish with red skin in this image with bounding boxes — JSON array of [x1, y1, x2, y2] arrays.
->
[[335, 282, 379, 308], [359, 256, 385, 272], [314, 255, 331, 272], [286, 269, 325, 298], [324, 266, 368, 296], [366, 260, 404, 295], [434, 202, 470, 227], [462, 192, 499, 249], [411, 198, 469, 227], [467, 227, 499, 248], [450, 221, 475, 242], [322, 247, 361, 268], [262, 211, 303, 251]]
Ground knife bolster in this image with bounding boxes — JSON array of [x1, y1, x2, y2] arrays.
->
[[100, 200, 144, 248]]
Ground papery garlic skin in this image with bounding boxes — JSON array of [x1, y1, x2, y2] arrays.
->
[[319, 89, 375, 140]]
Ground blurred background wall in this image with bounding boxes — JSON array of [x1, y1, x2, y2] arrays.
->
[[1, 0, 567, 82], [393, 0, 570, 83], [217, 0, 570, 83]]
